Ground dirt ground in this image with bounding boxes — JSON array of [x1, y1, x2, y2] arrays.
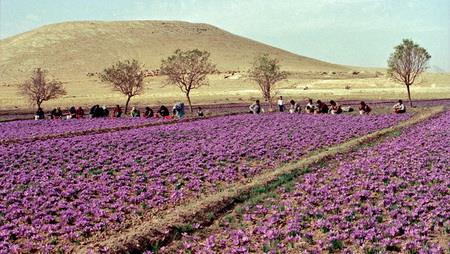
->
[[1, 72, 449, 112]]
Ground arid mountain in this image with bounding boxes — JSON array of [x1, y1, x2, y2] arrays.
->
[[0, 20, 347, 82]]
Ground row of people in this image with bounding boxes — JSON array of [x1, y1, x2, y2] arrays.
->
[[35, 103, 206, 120], [251, 97, 407, 115]]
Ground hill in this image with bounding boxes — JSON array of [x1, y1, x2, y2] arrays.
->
[[0, 20, 347, 82]]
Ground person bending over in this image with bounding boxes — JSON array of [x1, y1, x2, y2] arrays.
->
[[393, 100, 406, 114]]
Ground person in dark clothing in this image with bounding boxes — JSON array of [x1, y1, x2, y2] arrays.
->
[[76, 107, 85, 118], [94, 105, 104, 118], [249, 100, 263, 114], [197, 107, 204, 117], [113, 105, 122, 118], [158, 105, 170, 117], [143, 107, 154, 118], [51, 107, 63, 119], [35, 107, 45, 120], [329, 100, 342, 114], [89, 105, 97, 118], [315, 100, 329, 114], [102, 106, 109, 117], [69, 106, 76, 119], [359, 101, 371, 115]]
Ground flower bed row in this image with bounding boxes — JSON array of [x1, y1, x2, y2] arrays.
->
[[175, 111, 449, 253], [0, 117, 164, 143], [0, 113, 409, 252]]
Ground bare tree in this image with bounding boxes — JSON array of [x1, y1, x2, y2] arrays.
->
[[388, 39, 431, 107], [19, 68, 66, 108], [160, 49, 217, 113], [98, 59, 146, 114], [248, 54, 288, 110]]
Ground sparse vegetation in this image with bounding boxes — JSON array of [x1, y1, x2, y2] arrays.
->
[[97, 59, 146, 114], [388, 39, 431, 107], [18, 68, 66, 108], [160, 49, 217, 113], [248, 54, 288, 110]]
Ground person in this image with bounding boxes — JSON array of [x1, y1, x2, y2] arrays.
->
[[89, 105, 97, 118], [130, 107, 140, 117], [143, 107, 154, 118], [158, 105, 170, 117], [393, 100, 406, 114], [289, 100, 301, 114], [76, 106, 85, 118], [35, 107, 45, 120], [277, 96, 285, 112], [68, 106, 76, 119], [249, 100, 263, 114], [359, 101, 371, 115], [315, 100, 329, 114], [51, 107, 63, 119], [173, 102, 185, 118], [305, 98, 315, 113], [102, 106, 109, 117], [328, 100, 342, 115], [197, 107, 204, 117], [113, 105, 122, 118]]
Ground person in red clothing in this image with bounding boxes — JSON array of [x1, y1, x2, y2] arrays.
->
[[76, 107, 85, 118], [315, 100, 329, 114], [113, 105, 122, 118]]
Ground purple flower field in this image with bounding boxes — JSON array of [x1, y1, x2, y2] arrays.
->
[[0, 117, 161, 142], [0, 113, 409, 252], [176, 112, 449, 253]]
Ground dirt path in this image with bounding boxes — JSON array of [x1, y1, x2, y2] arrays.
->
[[72, 106, 445, 253]]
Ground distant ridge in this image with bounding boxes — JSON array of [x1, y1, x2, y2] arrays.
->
[[0, 20, 348, 82]]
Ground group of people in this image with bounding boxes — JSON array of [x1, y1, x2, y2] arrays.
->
[[34, 97, 407, 121], [34, 102, 206, 120], [249, 96, 407, 115]]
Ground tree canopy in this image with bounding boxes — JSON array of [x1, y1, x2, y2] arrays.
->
[[19, 68, 66, 108]]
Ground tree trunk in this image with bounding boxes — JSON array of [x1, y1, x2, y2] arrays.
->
[[37, 101, 41, 109], [186, 93, 193, 113], [267, 95, 273, 112], [125, 96, 131, 114], [406, 84, 413, 107]]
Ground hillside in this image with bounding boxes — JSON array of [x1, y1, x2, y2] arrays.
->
[[0, 20, 347, 82]]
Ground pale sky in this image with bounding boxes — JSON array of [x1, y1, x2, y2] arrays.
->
[[1, 0, 449, 70]]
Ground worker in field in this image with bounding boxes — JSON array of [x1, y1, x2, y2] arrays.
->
[[51, 107, 63, 119], [329, 100, 342, 114], [289, 100, 301, 113], [393, 100, 406, 114], [197, 107, 205, 117], [158, 105, 170, 118], [113, 105, 122, 117], [315, 100, 329, 114], [143, 107, 154, 118], [76, 106, 85, 118], [68, 106, 77, 119], [102, 106, 109, 117], [249, 100, 263, 114], [130, 107, 140, 117], [359, 101, 371, 115], [35, 107, 45, 120], [277, 96, 285, 112], [305, 98, 315, 113], [173, 102, 185, 118]]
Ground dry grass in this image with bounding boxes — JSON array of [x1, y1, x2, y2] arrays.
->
[[1, 72, 449, 110], [2, 21, 447, 111]]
